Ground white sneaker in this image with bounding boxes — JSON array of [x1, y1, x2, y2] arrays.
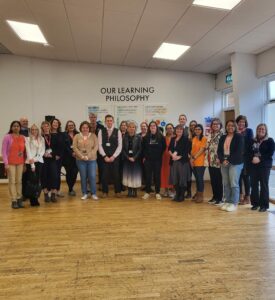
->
[[81, 194, 88, 200], [168, 191, 175, 198], [142, 193, 150, 200], [220, 203, 229, 211], [226, 203, 237, 212], [156, 193, 162, 200], [92, 194, 99, 200]]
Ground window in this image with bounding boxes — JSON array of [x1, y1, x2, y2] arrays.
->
[[222, 89, 235, 109], [268, 80, 275, 101]]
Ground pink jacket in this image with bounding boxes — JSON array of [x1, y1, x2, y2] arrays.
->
[[1, 134, 13, 166]]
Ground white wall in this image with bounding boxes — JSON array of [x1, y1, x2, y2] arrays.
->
[[0, 55, 216, 143], [257, 46, 275, 78]]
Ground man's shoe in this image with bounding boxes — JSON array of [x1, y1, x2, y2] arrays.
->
[[226, 204, 237, 212], [259, 207, 267, 212]]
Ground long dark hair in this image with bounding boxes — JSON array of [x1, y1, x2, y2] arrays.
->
[[194, 124, 204, 141], [8, 120, 21, 134], [146, 121, 163, 140], [50, 118, 62, 133], [225, 120, 237, 134]]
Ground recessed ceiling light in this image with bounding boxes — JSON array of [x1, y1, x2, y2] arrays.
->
[[193, 0, 242, 10], [6, 20, 48, 44], [153, 43, 190, 60]]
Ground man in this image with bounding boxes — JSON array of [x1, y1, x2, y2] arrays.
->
[[89, 112, 104, 186], [98, 115, 122, 197], [178, 114, 189, 137], [19, 117, 29, 137]]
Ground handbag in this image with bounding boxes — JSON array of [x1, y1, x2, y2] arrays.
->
[[25, 171, 42, 199]]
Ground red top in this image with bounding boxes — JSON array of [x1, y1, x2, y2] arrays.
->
[[8, 135, 26, 165]]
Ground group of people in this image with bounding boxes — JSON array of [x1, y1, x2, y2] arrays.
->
[[1, 113, 274, 213]]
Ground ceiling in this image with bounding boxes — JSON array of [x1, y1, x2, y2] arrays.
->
[[0, 0, 275, 74]]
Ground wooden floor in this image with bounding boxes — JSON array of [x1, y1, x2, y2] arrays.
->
[[0, 183, 275, 300]]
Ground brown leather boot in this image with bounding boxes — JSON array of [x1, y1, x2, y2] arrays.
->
[[243, 195, 250, 204], [192, 192, 197, 201], [195, 192, 204, 203], [239, 193, 245, 205]]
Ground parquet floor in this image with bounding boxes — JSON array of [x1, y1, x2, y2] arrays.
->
[[0, 183, 275, 300]]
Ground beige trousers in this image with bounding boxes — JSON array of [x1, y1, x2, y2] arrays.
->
[[7, 164, 24, 201]]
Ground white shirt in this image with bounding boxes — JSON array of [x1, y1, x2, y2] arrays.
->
[[25, 136, 45, 165]]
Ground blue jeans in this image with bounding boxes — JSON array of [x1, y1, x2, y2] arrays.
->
[[221, 163, 243, 205], [193, 166, 205, 192], [76, 160, 97, 195]]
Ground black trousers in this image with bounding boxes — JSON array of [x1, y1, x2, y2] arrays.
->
[[102, 158, 121, 194], [63, 158, 78, 192], [97, 154, 104, 184], [41, 158, 58, 191], [144, 160, 162, 194], [26, 162, 42, 203], [250, 167, 271, 209], [239, 164, 251, 196], [209, 166, 223, 202], [56, 158, 63, 191], [22, 168, 28, 198]]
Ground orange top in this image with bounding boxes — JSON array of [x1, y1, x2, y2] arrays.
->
[[191, 136, 207, 167], [8, 135, 25, 165]]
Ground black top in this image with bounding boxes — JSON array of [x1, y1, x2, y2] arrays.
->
[[101, 127, 119, 157], [168, 135, 191, 165], [217, 133, 244, 165], [62, 131, 79, 163], [122, 134, 142, 161], [142, 134, 166, 161], [240, 128, 254, 163], [248, 137, 275, 169], [43, 133, 64, 160], [94, 122, 104, 136]]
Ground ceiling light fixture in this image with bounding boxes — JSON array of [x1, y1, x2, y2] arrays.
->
[[6, 20, 48, 44], [153, 43, 190, 60], [192, 0, 242, 10]]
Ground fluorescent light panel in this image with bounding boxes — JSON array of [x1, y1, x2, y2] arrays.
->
[[7, 20, 48, 44], [153, 43, 190, 60], [193, 0, 242, 10]]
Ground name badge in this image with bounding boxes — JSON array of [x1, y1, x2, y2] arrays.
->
[[46, 148, 52, 154], [70, 145, 73, 149], [106, 143, 111, 147], [129, 150, 133, 154]]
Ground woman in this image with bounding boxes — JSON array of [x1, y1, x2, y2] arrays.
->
[[249, 124, 274, 212], [41, 121, 59, 203], [205, 118, 223, 205], [1, 121, 26, 209], [236, 115, 254, 205], [139, 122, 148, 139], [190, 124, 207, 203], [50, 118, 65, 198], [122, 121, 142, 197], [63, 120, 79, 196], [142, 121, 166, 200], [73, 121, 98, 200], [169, 125, 191, 202], [119, 120, 128, 191], [161, 123, 174, 197], [25, 124, 45, 206], [218, 120, 244, 212], [119, 121, 128, 139], [186, 120, 197, 199]]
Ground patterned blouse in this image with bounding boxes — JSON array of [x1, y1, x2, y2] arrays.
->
[[205, 130, 223, 168]]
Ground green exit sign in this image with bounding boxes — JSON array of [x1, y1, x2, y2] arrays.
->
[[225, 73, 232, 84]]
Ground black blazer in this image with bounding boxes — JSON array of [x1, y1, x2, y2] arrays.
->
[[122, 134, 142, 161], [217, 133, 244, 165], [168, 136, 191, 164], [248, 137, 275, 169]]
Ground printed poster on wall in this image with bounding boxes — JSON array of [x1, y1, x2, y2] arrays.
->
[[114, 105, 144, 128], [144, 104, 168, 129], [87, 105, 114, 126]]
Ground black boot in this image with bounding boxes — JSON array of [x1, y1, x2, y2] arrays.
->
[[51, 193, 57, 203], [172, 185, 180, 201], [44, 193, 50, 203], [127, 188, 132, 197], [185, 181, 192, 198], [17, 198, 25, 208], [30, 198, 40, 206], [133, 188, 137, 198], [178, 187, 186, 202]]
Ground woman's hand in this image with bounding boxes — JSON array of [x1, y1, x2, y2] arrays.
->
[[128, 157, 135, 162], [252, 156, 260, 164]]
